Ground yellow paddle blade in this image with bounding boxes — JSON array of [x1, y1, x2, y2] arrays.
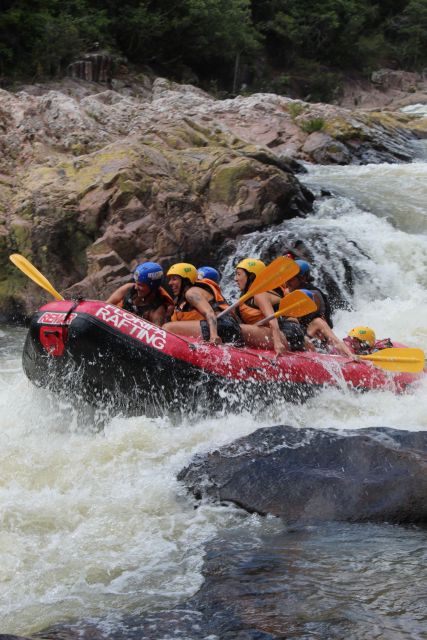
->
[[217, 256, 299, 319], [241, 256, 299, 305], [9, 253, 64, 301], [256, 290, 317, 326], [277, 290, 317, 318], [359, 347, 425, 373]]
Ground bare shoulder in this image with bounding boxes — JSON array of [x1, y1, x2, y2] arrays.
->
[[253, 291, 269, 303], [106, 282, 133, 303], [186, 286, 210, 302]]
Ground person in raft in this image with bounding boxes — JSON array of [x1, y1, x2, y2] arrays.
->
[[286, 259, 334, 327], [163, 262, 242, 345], [106, 261, 174, 326], [286, 260, 354, 358], [197, 266, 221, 283], [344, 326, 393, 355], [235, 258, 295, 356]]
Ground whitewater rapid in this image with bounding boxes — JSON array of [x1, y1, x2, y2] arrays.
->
[[0, 159, 426, 635]]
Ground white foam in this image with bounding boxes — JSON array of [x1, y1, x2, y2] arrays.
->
[[1, 158, 426, 634]]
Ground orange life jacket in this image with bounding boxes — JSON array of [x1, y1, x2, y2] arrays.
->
[[171, 279, 229, 322], [238, 288, 283, 325], [159, 286, 174, 307]]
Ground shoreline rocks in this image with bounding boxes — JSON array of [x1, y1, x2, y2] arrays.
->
[[1, 75, 426, 318]]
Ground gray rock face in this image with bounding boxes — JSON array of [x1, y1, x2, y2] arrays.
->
[[179, 426, 427, 523], [0, 79, 317, 316], [302, 132, 352, 164]]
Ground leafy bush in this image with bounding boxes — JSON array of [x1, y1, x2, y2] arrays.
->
[[288, 102, 304, 119], [269, 73, 292, 94], [300, 118, 326, 133], [1, 0, 426, 85]]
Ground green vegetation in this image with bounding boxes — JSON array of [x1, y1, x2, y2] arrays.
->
[[299, 118, 325, 134], [0, 0, 426, 95], [288, 102, 304, 119]]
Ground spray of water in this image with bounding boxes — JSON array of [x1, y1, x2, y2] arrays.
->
[[0, 160, 426, 635]]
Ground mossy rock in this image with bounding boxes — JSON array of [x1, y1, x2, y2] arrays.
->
[[89, 237, 114, 256], [364, 111, 427, 135], [22, 146, 139, 200], [209, 158, 258, 205], [0, 183, 13, 214], [0, 229, 15, 272], [172, 124, 210, 148], [323, 117, 370, 142], [364, 111, 408, 127], [0, 265, 33, 319], [157, 132, 189, 150], [405, 116, 427, 134], [69, 229, 90, 272], [14, 200, 36, 221], [10, 218, 32, 256]]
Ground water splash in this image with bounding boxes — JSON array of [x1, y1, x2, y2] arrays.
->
[[0, 159, 426, 635]]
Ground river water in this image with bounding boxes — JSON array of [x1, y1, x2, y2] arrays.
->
[[0, 154, 426, 637]]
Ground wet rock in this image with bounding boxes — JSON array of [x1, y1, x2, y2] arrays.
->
[[302, 132, 352, 164], [28, 518, 427, 639], [178, 426, 427, 524], [321, 112, 419, 163]]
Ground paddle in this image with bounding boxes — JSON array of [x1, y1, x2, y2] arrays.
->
[[256, 290, 317, 326], [9, 253, 64, 301], [217, 256, 299, 319], [359, 347, 425, 373]]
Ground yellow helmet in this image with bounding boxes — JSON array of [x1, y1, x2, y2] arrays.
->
[[167, 262, 198, 284], [236, 258, 266, 277], [348, 326, 376, 346]]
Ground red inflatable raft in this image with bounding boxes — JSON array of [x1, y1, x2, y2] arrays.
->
[[22, 299, 424, 417]]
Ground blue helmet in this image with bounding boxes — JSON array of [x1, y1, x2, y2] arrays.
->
[[133, 262, 163, 288], [197, 266, 220, 283], [298, 288, 315, 301], [295, 260, 311, 276]]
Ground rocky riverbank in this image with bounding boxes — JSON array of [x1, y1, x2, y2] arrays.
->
[[1, 73, 426, 318]]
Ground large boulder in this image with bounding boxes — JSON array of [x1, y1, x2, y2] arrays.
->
[[1, 74, 425, 317], [339, 68, 427, 110], [0, 82, 315, 316], [179, 425, 427, 524]]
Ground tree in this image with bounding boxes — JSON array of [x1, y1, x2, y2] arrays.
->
[[387, 0, 427, 68], [0, 0, 110, 78], [114, 0, 259, 78]]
